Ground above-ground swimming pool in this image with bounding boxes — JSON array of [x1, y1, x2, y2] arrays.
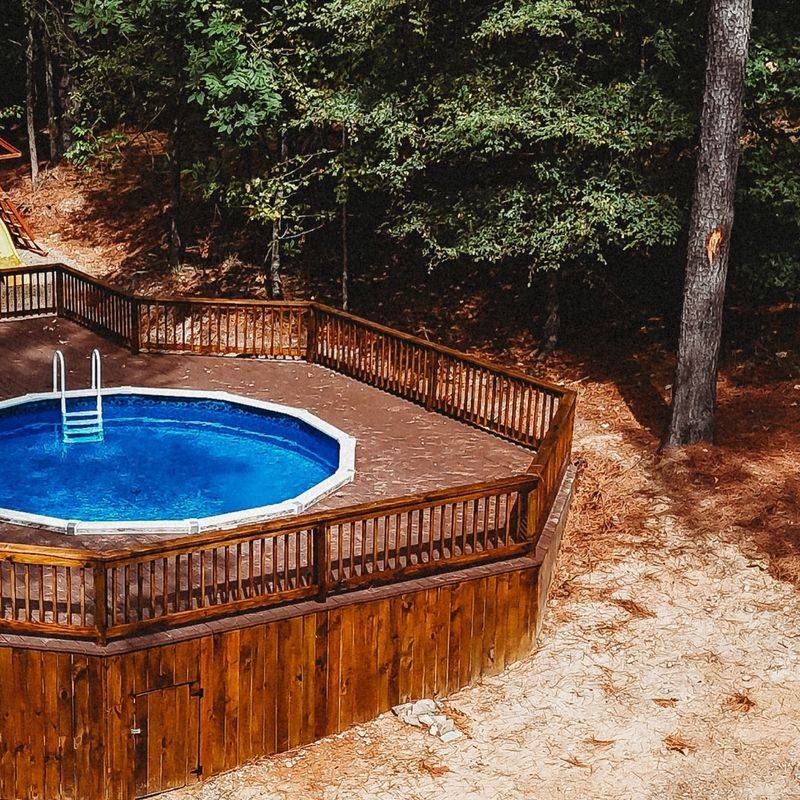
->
[[0, 389, 356, 534]]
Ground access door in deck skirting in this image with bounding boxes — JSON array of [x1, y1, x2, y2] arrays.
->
[[132, 681, 203, 798]]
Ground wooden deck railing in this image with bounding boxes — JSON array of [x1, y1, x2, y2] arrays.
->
[[0, 544, 100, 639], [0, 264, 58, 319], [0, 476, 537, 641], [137, 296, 309, 358], [0, 263, 576, 643], [311, 304, 563, 447], [58, 266, 138, 347]]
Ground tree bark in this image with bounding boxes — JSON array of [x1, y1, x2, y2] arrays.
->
[[268, 222, 283, 299], [25, 16, 40, 189], [665, 0, 752, 446], [167, 108, 183, 268], [44, 28, 61, 164], [266, 131, 287, 299], [341, 198, 349, 311], [57, 66, 76, 154], [50, 0, 77, 156], [542, 270, 560, 352], [341, 126, 349, 311]]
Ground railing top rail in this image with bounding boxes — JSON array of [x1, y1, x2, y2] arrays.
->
[[0, 541, 100, 566], [55, 263, 308, 309], [137, 293, 312, 309], [98, 473, 540, 564], [0, 264, 58, 277], [57, 262, 134, 301], [0, 474, 537, 567]]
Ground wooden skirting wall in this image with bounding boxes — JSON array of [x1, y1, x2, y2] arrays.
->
[[0, 469, 573, 800], [0, 564, 538, 800]]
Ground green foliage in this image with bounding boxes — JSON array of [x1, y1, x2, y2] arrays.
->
[[51, 0, 800, 299], [297, 0, 696, 274], [733, 3, 800, 299], [0, 105, 23, 123], [69, 0, 282, 160]]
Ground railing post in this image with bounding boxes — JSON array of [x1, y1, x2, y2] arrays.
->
[[305, 305, 318, 364], [425, 350, 439, 411], [92, 561, 108, 644], [55, 267, 64, 317], [313, 524, 330, 601], [524, 480, 541, 546], [130, 296, 141, 354]]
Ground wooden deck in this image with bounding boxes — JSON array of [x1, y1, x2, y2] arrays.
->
[[0, 316, 538, 639], [0, 264, 576, 800], [0, 267, 574, 645]]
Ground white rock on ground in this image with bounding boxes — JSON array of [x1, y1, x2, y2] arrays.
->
[[392, 700, 464, 743]]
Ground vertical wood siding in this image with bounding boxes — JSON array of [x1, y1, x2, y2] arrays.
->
[[0, 564, 538, 800]]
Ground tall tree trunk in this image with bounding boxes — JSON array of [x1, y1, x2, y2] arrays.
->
[[341, 127, 349, 311], [57, 67, 76, 154], [341, 199, 349, 311], [268, 222, 283, 298], [44, 29, 61, 164], [665, 0, 753, 446], [542, 270, 560, 352], [25, 16, 40, 189], [167, 108, 183, 268], [266, 132, 286, 299]]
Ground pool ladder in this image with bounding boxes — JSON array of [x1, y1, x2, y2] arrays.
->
[[53, 349, 104, 443]]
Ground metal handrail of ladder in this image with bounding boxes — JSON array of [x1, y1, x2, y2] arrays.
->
[[52, 349, 105, 443], [91, 348, 103, 420], [52, 349, 67, 416]]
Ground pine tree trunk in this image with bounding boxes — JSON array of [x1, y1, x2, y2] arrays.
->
[[44, 30, 61, 164], [266, 132, 286, 299], [542, 271, 560, 352], [57, 67, 76, 154], [167, 109, 183, 268], [341, 199, 348, 311], [25, 18, 40, 189], [341, 127, 349, 311], [665, 0, 753, 446], [268, 223, 283, 298]]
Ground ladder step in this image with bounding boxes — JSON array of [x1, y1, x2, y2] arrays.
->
[[64, 410, 100, 419], [63, 423, 103, 433], [64, 418, 102, 428]]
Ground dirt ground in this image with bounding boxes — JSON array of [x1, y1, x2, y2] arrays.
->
[[6, 153, 800, 799]]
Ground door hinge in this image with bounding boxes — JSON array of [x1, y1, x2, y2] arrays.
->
[[190, 686, 204, 699], [191, 765, 203, 776]]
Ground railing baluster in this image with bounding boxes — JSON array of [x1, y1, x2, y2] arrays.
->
[[93, 563, 107, 642]]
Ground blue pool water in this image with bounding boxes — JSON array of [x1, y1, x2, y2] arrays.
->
[[0, 394, 340, 522]]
